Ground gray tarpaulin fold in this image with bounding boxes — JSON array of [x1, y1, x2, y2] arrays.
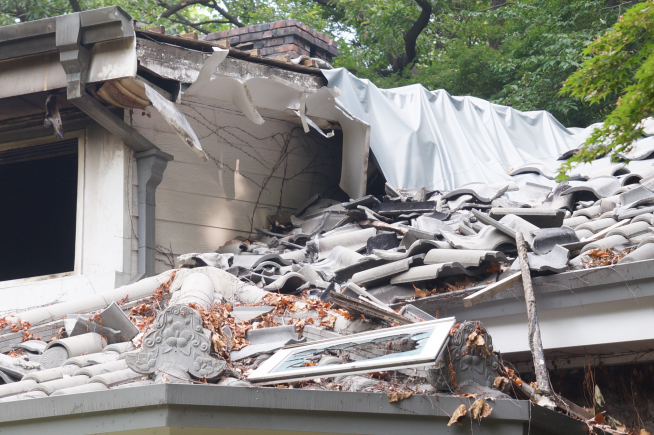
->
[[323, 68, 585, 191]]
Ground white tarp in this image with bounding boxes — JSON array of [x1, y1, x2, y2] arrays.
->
[[323, 68, 595, 191]]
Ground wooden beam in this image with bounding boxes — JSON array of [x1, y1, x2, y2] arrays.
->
[[517, 231, 552, 395], [180, 32, 198, 40], [270, 54, 291, 63], [70, 93, 154, 152], [463, 272, 522, 307], [214, 39, 230, 49], [147, 26, 165, 34]]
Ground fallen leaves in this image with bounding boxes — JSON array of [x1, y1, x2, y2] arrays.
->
[[448, 404, 468, 426], [466, 325, 490, 358], [387, 391, 412, 403], [413, 284, 436, 298], [493, 376, 510, 391], [470, 398, 492, 420], [587, 412, 605, 425], [583, 248, 632, 268], [7, 349, 26, 358], [320, 315, 337, 329], [294, 318, 306, 331]]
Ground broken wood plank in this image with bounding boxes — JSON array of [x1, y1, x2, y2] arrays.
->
[[358, 220, 409, 235], [146, 26, 165, 34], [214, 39, 230, 49], [180, 32, 198, 40], [270, 54, 291, 63], [301, 59, 317, 67], [517, 231, 552, 395], [463, 272, 521, 307], [248, 49, 261, 57]]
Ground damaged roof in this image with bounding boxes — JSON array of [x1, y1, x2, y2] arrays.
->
[[3, 6, 654, 434]]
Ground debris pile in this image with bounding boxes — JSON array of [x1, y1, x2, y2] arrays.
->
[[3, 159, 654, 433]]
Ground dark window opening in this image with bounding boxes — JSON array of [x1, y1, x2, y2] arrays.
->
[[0, 140, 78, 281]]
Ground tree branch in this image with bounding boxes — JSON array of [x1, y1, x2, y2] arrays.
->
[[158, 0, 209, 19], [391, 0, 432, 72], [169, 12, 229, 34], [69, 0, 83, 12], [208, 0, 244, 27], [404, 0, 432, 66], [476, 2, 515, 13]]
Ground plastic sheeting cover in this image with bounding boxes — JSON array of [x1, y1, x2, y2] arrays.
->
[[323, 68, 585, 191]]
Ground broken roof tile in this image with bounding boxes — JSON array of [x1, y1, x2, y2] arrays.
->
[[442, 226, 516, 251], [580, 234, 629, 254], [489, 208, 565, 228], [390, 262, 483, 284], [563, 176, 621, 200], [527, 245, 569, 273], [508, 162, 555, 179], [530, 227, 579, 255], [423, 249, 507, 267], [351, 255, 424, 287], [443, 182, 508, 203]]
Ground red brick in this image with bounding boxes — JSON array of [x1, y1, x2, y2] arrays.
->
[[239, 31, 265, 42], [263, 37, 285, 47]]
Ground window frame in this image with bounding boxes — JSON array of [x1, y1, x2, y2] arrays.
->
[[0, 130, 85, 287], [248, 317, 455, 385]]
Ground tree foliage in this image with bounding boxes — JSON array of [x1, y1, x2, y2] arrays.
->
[[0, 0, 641, 133], [558, 1, 654, 179]]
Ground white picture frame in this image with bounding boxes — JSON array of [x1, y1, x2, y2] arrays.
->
[[248, 317, 455, 385]]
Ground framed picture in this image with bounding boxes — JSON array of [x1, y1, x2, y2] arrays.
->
[[248, 317, 455, 385]]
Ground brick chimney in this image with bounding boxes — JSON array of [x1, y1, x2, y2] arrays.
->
[[200, 20, 337, 63]]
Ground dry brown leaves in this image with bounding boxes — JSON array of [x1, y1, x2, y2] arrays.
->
[[493, 376, 510, 391], [445, 276, 478, 292], [332, 308, 353, 320], [387, 391, 413, 403], [197, 303, 253, 359], [470, 398, 492, 420], [587, 412, 605, 425], [466, 325, 490, 358], [486, 262, 501, 274], [320, 315, 337, 329], [447, 404, 468, 426], [583, 248, 632, 269], [413, 284, 437, 298], [7, 349, 26, 358], [293, 318, 306, 332]]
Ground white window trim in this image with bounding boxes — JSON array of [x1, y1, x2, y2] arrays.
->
[[0, 130, 86, 288], [248, 317, 455, 385]]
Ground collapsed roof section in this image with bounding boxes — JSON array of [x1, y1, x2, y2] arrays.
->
[[0, 7, 370, 198]]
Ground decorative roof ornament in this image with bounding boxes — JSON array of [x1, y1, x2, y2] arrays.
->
[[125, 304, 225, 380], [427, 321, 509, 399]]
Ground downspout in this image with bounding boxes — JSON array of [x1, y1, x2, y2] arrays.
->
[[55, 12, 173, 280]]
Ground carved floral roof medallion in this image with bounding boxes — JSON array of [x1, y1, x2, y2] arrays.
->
[[125, 304, 225, 380]]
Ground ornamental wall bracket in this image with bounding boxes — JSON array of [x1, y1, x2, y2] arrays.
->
[[125, 304, 226, 380], [427, 320, 509, 399]]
